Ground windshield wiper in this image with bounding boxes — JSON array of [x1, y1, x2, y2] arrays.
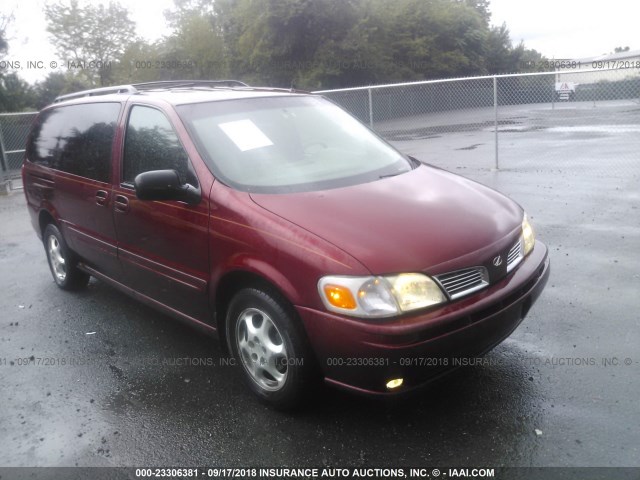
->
[[379, 172, 404, 179]]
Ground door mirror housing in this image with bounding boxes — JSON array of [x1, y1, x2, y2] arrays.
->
[[133, 169, 201, 205]]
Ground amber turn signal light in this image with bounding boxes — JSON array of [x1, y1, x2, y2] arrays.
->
[[323, 284, 357, 310]]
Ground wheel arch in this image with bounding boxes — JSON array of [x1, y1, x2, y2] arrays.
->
[[38, 208, 57, 237], [213, 268, 303, 353]]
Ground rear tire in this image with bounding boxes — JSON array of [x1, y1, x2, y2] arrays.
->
[[43, 223, 90, 291], [225, 287, 318, 409]]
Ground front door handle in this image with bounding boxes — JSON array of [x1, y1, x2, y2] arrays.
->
[[114, 194, 130, 213], [96, 190, 109, 206]]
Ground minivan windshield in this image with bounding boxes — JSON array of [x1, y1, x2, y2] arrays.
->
[[177, 95, 414, 193]]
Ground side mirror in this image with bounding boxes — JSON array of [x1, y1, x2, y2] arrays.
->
[[133, 169, 200, 205]]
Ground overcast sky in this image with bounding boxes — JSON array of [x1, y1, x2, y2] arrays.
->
[[1, 0, 638, 84]]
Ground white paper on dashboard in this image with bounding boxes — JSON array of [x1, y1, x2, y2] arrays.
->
[[218, 119, 274, 152]]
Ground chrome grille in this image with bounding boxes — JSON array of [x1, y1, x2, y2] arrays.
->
[[507, 239, 524, 273], [435, 267, 489, 300]]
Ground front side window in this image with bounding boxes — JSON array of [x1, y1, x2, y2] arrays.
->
[[177, 95, 414, 193], [26, 103, 120, 182], [123, 105, 196, 186]]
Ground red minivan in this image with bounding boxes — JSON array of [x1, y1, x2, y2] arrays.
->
[[23, 81, 549, 408]]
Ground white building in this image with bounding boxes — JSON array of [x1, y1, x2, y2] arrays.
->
[[556, 49, 640, 84]]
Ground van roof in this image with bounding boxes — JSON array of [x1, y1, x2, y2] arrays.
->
[[53, 80, 309, 106]]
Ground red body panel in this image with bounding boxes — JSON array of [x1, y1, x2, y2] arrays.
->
[[22, 90, 550, 395], [251, 165, 523, 275]]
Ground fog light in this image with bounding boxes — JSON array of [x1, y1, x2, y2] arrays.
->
[[386, 378, 404, 389]]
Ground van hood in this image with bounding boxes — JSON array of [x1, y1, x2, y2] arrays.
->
[[250, 165, 523, 274]]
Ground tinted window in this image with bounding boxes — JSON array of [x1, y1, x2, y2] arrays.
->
[[26, 103, 120, 182], [123, 106, 195, 185]]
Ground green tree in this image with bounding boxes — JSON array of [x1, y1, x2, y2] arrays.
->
[[45, 0, 136, 86], [484, 23, 547, 74], [379, 0, 487, 79], [303, 10, 396, 89], [129, 0, 552, 90], [163, 13, 227, 79], [0, 13, 11, 58], [484, 23, 522, 73], [0, 73, 36, 112], [165, 0, 216, 28], [464, 0, 491, 23], [0, 12, 38, 111], [513, 44, 547, 72], [33, 72, 89, 109], [111, 41, 167, 84], [221, 0, 370, 87]]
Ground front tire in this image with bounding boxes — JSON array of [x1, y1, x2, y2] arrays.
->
[[226, 287, 318, 409], [43, 223, 90, 290]]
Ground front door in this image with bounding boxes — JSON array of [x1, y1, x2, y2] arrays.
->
[[112, 104, 210, 323]]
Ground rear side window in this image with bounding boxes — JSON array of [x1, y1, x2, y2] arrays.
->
[[26, 103, 120, 183], [123, 105, 194, 185]]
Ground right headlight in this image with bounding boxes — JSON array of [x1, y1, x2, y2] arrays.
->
[[318, 273, 446, 318], [522, 213, 535, 256]]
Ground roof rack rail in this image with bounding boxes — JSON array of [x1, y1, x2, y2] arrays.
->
[[54, 85, 137, 103], [53, 79, 249, 103], [133, 80, 248, 90]]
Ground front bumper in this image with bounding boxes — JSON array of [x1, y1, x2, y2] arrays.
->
[[296, 241, 550, 395]]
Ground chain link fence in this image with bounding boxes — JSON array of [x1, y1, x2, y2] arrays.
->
[[316, 67, 640, 176], [0, 112, 37, 193]]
